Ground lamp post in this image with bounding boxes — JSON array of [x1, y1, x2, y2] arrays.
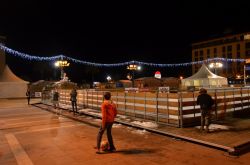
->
[[244, 59, 250, 86], [244, 65, 246, 86], [106, 75, 112, 88], [127, 64, 141, 87], [54, 60, 70, 80], [106, 75, 111, 82], [209, 62, 223, 75]]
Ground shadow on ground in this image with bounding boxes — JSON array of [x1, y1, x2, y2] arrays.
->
[[97, 148, 157, 155], [115, 148, 157, 155]]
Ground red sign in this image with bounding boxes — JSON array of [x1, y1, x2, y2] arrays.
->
[[154, 71, 161, 79]]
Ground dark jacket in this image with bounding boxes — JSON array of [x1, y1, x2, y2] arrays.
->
[[53, 91, 59, 101], [70, 90, 77, 102], [197, 93, 214, 110], [26, 90, 31, 98]]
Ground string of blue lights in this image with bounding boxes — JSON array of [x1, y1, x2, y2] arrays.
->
[[0, 44, 246, 67]]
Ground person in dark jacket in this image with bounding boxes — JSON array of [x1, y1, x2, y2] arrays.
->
[[52, 89, 60, 115], [197, 88, 214, 132], [96, 92, 117, 154], [26, 88, 31, 105], [70, 88, 78, 115]]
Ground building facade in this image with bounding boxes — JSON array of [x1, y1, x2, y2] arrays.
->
[[192, 32, 250, 79]]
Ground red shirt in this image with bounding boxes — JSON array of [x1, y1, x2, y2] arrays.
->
[[101, 100, 117, 127]]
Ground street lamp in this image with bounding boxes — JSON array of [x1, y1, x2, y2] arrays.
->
[[127, 64, 141, 87], [127, 73, 132, 81], [106, 75, 112, 82], [209, 62, 223, 75], [106, 75, 112, 88], [244, 59, 250, 86], [54, 60, 70, 80]]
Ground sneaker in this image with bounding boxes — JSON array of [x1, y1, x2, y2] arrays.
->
[[108, 148, 116, 152], [96, 149, 102, 154]]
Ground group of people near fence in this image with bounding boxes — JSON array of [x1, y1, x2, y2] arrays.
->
[[50, 88, 118, 154], [30, 86, 214, 154], [50, 88, 78, 115]]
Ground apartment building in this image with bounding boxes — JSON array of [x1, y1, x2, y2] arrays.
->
[[192, 32, 250, 79]]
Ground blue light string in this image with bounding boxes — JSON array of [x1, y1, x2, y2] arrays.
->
[[0, 44, 246, 67]]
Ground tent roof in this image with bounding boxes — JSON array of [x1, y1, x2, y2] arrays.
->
[[0, 65, 28, 82], [185, 64, 226, 79]]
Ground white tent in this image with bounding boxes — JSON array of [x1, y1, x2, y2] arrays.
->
[[0, 65, 29, 98], [181, 64, 228, 87], [0, 47, 29, 98]]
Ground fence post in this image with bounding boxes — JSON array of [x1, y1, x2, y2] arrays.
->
[[192, 91, 195, 118], [178, 91, 183, 128], [124, 92, 127, 116], [83, 89, 86, 108], [240, 87, 243, 111], [223, 89, 226, 118], [116, 91, 118, 110], [86, 90, 88, 108], [92, 90, 94, 108], [167, 92, 169, 124], [144, 92, 146, 120], [64, 90, 67, 106], [233, 88, 235, 113], [214, 89, 218, 120], [156, 90, 159, 122], [248, 87, 250, 110], [133, 92, 136, 118], [95, 91, 99, 109]]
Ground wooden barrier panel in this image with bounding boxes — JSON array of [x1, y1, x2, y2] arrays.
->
[[168, 93, 179, 99], [216, 91, 225, 97], [54, 88, 250, 128], [181, 92, 195, 98], [225, 91, 234, 96], [157, 109, 179, 115], [182, 116, 200, 126], [181, 101, 196, 107], [182, 109, 200, 115], [167, 102, 179, 107]]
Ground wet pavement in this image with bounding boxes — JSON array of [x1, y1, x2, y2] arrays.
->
[[1, 98, 250, 165], [42, 100, 250, 154]]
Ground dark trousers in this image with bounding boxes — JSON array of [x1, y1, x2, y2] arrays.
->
[[97, 122, 115, 150], [27, 97, 30, 105], [71, 101, 77, 113], [201, 109, 211, 131]]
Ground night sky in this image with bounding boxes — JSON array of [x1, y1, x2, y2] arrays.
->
[[1, 1, 250, 84]]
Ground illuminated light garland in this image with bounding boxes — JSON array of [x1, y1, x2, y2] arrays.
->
[[0, 44, 246, 67], [0, 44, 64, 61]]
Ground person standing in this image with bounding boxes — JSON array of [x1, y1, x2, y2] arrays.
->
[[52, 89, 60, 115], [26, 88, 31, 105], [70, 88, 78, 115], [42, 87, 46, 101], [197, 88, 214, 133], [96, 92, 117, 154]]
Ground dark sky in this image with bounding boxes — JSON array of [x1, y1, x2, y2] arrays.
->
[[1, 1, 250, 83]]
